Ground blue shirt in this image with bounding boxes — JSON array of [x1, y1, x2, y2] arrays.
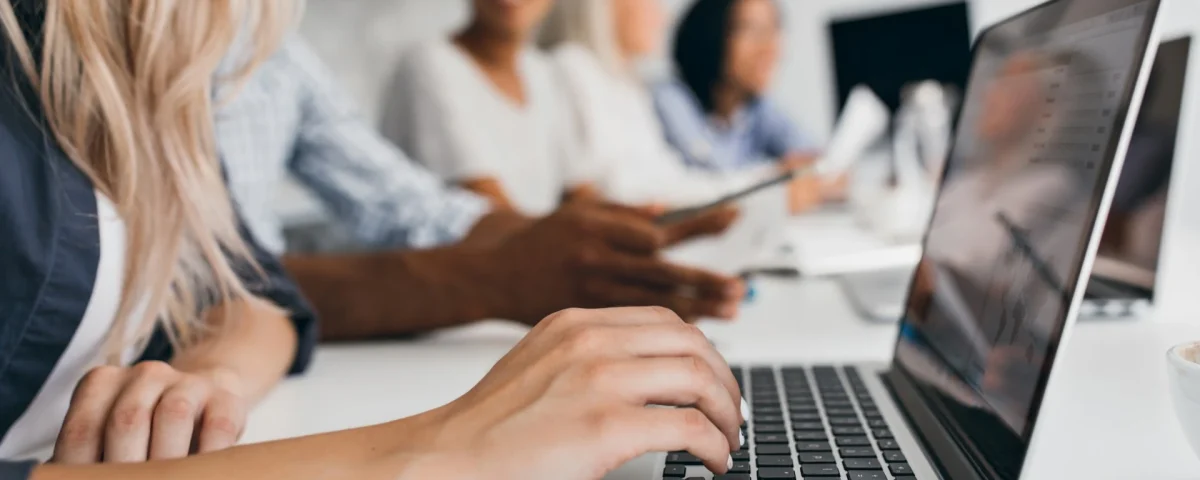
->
[[0, 14, 317, 477], [216, 39, 491, 255], [652, 79, 815, 172]]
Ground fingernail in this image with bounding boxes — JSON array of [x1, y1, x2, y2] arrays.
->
[[727, 455, 734, 471], [741, 397, 750, 421], [739, 430, 746, 448]]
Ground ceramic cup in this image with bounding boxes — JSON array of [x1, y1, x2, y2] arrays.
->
[[1167, 341, 1200, 460]]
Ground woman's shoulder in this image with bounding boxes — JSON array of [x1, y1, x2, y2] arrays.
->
[[650, 77, 704, 115], [394, 38, 467, 83]]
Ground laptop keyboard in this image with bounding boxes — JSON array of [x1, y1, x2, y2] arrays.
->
[[663, 366, 915, 479]]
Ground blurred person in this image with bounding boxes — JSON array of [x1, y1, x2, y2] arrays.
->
[[538, 0, 826, 213], [381, 0, 593, 216], [1, 5, 745, 478], [218, 35, 744, 341], [0, 0, 315, 470], [655, 0, 819, 172]]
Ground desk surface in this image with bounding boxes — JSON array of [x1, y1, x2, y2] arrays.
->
[[244, 277, 1200, 479]]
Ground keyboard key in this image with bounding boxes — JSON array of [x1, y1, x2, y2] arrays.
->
[[884, 451, 906, 462], [863, 409, 882, 418], [867, 419, 888, 428], [836, 437, 872, 447], [890, 463, 914, 475], [790, 412, 821, 422], [665, 452, 703, 465], [753, 441, 792, 453], [792, 422, 825, 431], [798, 452, 837, 464], [795, 442, 832, 452], [840, 447, 877, 458], [824, 400, 854, 408], [754, 406, 783, 415], [873, 429, 893, 439], [714, 475, 752, 480], [829, 417, 862, 426], [754, 424, 787, 434], [789, 404, 819, 413], [729, 461, 751, 473], [794, 432, 829, 441], [825, 408, 856, 416], [859, 401, 877, 408], [844, 458, 882, 470], [757, 467, 797, 479], [732, 450, 750, 461], [662, 465, 687, 477], [756, 455, 794, 467], [756, 414, 785, 423], [833, 426, 867, 436], [878, 440, 899, 450], [756, 434, 789, 444], [800, 464, 841, 477], [847, 472, 888, 480]]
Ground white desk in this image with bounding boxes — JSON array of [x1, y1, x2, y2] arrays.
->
[[243, 276, 1200, 479]]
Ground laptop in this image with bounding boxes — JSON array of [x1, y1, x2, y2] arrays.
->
[[1083, 35, 1191, 316], [606, 0, 1164, 478], [838, 33, 1189, 323]]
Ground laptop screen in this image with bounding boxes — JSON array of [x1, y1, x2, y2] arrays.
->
[[893, 0, 1159, 477], [1090, 36, 1190, 296]]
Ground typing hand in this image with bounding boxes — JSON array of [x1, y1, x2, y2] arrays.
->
[[490, 203, 745, 325], [414, 307, 744, 479], [52, 362, 248, 463]]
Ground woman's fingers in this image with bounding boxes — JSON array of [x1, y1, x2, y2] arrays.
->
[[615, 323, 742, 420], [580, 357, 742, 451], [196, 390, 247, 454], [103, 362, 176, 463], [606, 406, 733, 475], [53, 366, 128, 464], [149, 378, 209, 460]]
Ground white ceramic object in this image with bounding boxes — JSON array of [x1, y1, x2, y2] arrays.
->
[[1168, 342, 1200, 461]]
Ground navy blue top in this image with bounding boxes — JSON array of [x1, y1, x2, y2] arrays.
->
[[0, 4, 318, 477]]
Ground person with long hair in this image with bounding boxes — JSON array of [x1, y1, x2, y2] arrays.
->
[[0, 1, 743, 478], [539, 0, 827, 212], [655, 0, 818, 172]]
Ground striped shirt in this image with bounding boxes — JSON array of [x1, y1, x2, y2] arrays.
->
[[216, 38, 491, 255]]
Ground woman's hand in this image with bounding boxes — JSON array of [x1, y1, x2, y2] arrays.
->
[[398, 307, 744, 480], [52, 361, 249, 464]]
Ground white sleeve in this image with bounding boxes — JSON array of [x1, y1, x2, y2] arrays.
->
[[381, 46, 500, 181]]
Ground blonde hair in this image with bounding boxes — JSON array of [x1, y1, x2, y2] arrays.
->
[[0, 0, 295, 356], [538, 0, 627, 75]]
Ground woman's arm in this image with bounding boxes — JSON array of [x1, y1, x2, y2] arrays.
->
[[169, 298, 297, 405], [35, 415, 439, 480], [33, 307, 745, 480]]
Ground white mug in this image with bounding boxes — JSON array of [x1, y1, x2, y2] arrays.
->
[[1167, 342, 1200, 460]]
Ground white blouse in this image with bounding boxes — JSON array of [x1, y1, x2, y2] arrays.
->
[[549, 44, 774, 208], [383, 40, 590, 217], [0, 193, 134, 460]]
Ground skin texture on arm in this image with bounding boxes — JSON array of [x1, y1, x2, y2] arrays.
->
[[31, 306, 745, 480], [34, 414, 441, 480], [283, 203, 745, 341], [49, 299, 301, 464], [169, 298, 297, 404]]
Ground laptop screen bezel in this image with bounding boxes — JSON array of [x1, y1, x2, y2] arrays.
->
[[886, 0, 1162, 477]]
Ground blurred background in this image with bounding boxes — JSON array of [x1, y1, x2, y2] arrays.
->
[[281, 0, 1200, 315]]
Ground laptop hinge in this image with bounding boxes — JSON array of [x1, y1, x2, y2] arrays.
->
[[882, 368, 991, 480]]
